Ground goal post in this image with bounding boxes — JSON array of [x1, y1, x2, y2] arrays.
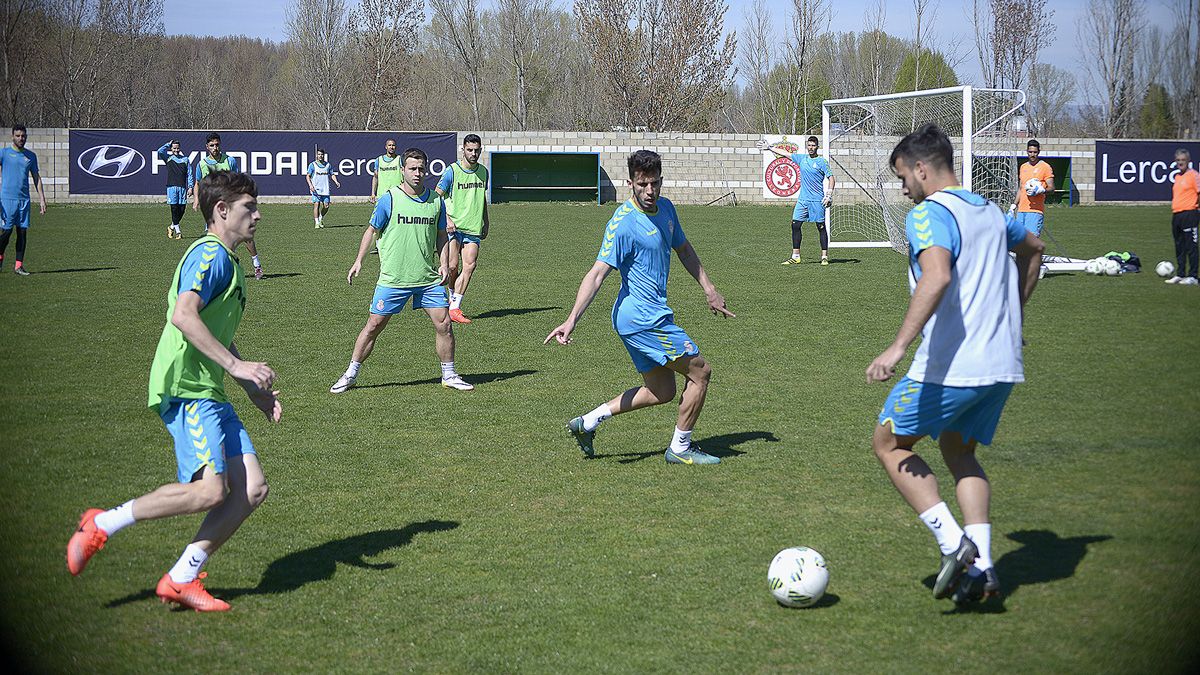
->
[[821, 86, 1027, 253]]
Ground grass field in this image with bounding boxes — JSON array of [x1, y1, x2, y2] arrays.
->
[[1, 199, 1198, 673]]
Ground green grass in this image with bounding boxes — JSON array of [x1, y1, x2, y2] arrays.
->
[[1, 201, 1198, 672]]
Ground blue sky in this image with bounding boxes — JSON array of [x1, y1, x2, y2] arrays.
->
[[164, 0, 1176, 88]]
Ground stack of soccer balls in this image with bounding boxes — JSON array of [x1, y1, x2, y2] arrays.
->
[[767, 546, 829, 608], [1156, 260, 1176, 278], [1084, 257, 1122, 276]]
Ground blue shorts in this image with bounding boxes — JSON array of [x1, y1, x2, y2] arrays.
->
[[312, 194, 331, 204], [160, 399, 256, 483], [370, 283, 448, 315], [1015, 211, 1044, 236], [792, 198, 825, 223], [451, 231, 482, 246], [166, 186, 188, 205], [878, 376, 1014, 445], [620, 321, 700, 373], [0, 198, 30, 230]]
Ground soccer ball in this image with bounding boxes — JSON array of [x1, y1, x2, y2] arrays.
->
[[1156, 260, 1176, 278], [767, 547, 829, 608], [1084, 258, 1102, 275], [1103, 258, 1121, 276], [1024, 178, 1042, 196]]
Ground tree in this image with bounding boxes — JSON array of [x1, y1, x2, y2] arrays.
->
[[286, 0, 354, 130], [49, 0, 117, 127], [350, 0, 423, 130], [0, 0, 48, 126], [429, 0, 485, 130], [112, 0, 162, 127], [972, 0, 1056, 90], [893, 49, 958, 91], [1138, 82, 1175, 138], [493, 0, 552, 130], [1026, 62, 1074, 136], [1164, 0, 1198, 137], [1079, 0, 1144, 138]]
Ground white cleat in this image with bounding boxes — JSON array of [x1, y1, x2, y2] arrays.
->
[[1181, 277, 1199, 286], [1165, 276, 1183, 284], [330, 373, 357, 393], [441, 375, 475, 391]]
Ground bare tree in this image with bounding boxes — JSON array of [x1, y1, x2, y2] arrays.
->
[[735, 0, 775, 132], [430, 0, 485, 130], [48, 0, 117, 127], [1079, 0, 1144, 137], [112, 0, 162, 127], [1164, 0, 1199, 137], [286, 0, 354, 130], [972, 0, 1055, 91], [788, 0, 830, 133], [0, 0, 47, 126], [493, 0, 552, 130], [350, 0, 423, 130], [1026, 62, 1074, 135]]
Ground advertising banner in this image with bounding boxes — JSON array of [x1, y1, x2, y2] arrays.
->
[[69, 130, 458, 196], [759, 135, 814, 200], [1094, 140, 1200, 201]]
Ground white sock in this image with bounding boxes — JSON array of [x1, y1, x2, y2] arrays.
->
[[669, 427, 692, 453], [919, 502, 965, 555], [252, 255, 261, 268], [171, 223, 181, 232], [581, 403, 612, 432], [167, 543, 209, 584], [440, 361, 456, 379], [94, 500, 136, 536], [792, 253, 800, 259], [964, 523, 993, 572], [346, 360, 361, 377], [449, 292, 463, 310]]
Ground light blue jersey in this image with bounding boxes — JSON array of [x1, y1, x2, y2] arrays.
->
[[596, 197, 687, 336], [1, 147, 39, 200], [789, 153, 830, 202]]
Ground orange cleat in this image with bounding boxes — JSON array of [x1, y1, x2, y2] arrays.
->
[[155, 572, 231, 612], [448, 308, 472, 324], [67, 508, 108, 576]]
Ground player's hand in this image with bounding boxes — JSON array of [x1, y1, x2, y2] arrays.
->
[[755, 140, 769, 151], [248, 388, 282, 422], [39, 200, 46, 215], [446, 220, 457, 234], [437, 265, 448, 285], [866, 345, 905, 383], [481, 222, 489, 240], [347, 261, 362, 285], [823, 195, 832, 207], [368, 194, 376, 204], [230, 359, 276, 391], [706, 290, 735, 317], [544, 321, 575, 345]]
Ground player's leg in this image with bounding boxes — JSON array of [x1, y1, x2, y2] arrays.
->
[[331, 299, 394, 393], [12, 201, 29, 274], [321, 198, 331, 224], [421, 286, 473, 390], [449, 240, 479, 323], [313, 196, 321, 227], [809, 201, 830, 264], [1183, 212, 1199, 280], [0, 201, 11, 269], [662, 354, 719, 464], [565, 363, 677, 458], [444, 234, 462, 292], [782, 202, 804, 264]]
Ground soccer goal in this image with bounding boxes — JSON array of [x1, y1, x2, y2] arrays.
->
[[822, 86, 1026, 253]]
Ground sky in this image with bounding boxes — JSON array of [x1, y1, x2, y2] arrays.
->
[[163, 0, 1178, 90]]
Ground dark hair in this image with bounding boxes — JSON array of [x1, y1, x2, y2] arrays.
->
[[316, 147, 326, 154], [402, 147, 428, 165], [206, 132, 221, 144], [627, 150, 662, 180], [12, 124, 26, 134], [1027, 139, 1041, 150], [198, 171, 258, 224], [807, 135, 819, 145], [889, 123, 954, 172], [463, 134, 482, 146], [385, 138, 396, 145]]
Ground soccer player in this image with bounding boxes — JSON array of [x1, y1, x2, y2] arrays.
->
[[0, 124, 48, 275], [1166, 148, 1199, 285], [545, 150, 735, 465], [866, 123, 1044, 604], [306, 148, 341, 228], [157, 139, 193, 240], [329, 147, 474, 394], [193, 132, 265, 279], [65, 171, 281, 612], [436, 134, 490, 324], [1015, 139, 1054, 236], [370, 138, 402, 203], [757, 135, 835, 265]]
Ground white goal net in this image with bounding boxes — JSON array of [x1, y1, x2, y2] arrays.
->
[[822, 86, 1026, 253]]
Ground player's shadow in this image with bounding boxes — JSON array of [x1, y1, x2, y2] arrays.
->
[[320, 224, 362, 229], [248, 272, 302, 280], [471, 306, 560, 320], [603, 430, 779, 464], [356, 369, 537, 389], [824, 258, 861, 265], [923, 529, 1112, 614], [104, 520, 460, 608], [775, 592, 841, 610], [35, 266, 119, 274]]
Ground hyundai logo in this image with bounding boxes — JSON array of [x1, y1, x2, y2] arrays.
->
[[78, 144, 145, 179]]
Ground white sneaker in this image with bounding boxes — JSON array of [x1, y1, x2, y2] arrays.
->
[[1165, 276, 1183, 284], [441, 374, 474, 391], [1181, 277, 1199, 286], [330, 373, 357, 393]]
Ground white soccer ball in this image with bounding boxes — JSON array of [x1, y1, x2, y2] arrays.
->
[[1024, 178, 1041, 196], [1103, 258, 1121, 276], [1084, 258, 1102, 275], [1156, 260, 1176, 278], [767, 547, 829, 608]]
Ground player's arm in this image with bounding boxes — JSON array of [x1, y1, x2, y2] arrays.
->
[[305, 164, 316, 193], [192, 164, 204, 210], [675, 242, 734, 317], [866, 246, 951, 382], [369, 170, 378, 203], [157, 142, 171, 162], [481, 202, 490, 239], [228, 341, 281, 422], [755, 139, 790, 159], [31, 168, 46, 214], [1007, 210, 1045, 312], [332, 172, 341, 189], [544, 261, 612, 345], [171, 292, 276, 392], [349, 194, 390, 284], [823, 170, 836, 206]]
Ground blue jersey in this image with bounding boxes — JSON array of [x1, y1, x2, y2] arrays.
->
[[596, 197, 688, 335], [789, 153, 830, 202], [1, 147, 39, 200], [157, 143, 194, 189], [177, 239, 235, 305]]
